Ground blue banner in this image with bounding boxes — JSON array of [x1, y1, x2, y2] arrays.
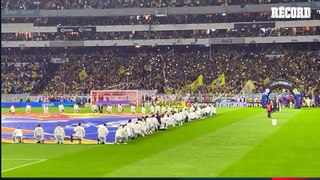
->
[[1, 102, 75, 108]]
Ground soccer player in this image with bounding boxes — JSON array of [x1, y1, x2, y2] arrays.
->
[[306, 97, 311, 108], [161, 106, 166, 113], [205, 105, 211, 116], [12, 127, 23, 143], [174, 111, 182, 126], [212, 104, 217, 115], [54, 124, 65, 144], [73, 104, 80, 113], [118, 104, 123, 113], [43, 105, 49, 114], [97, 123, 108, 144], [196, 107, 202, 118], [182, 106, 188, 111], [107, 104, 112, 114], [70, 123, 86, 144], [131, 104, 136, 114], [149, 105, 155, 114], [115, 124, 127, 144], [125, 119, 135, 139], [25, 103, 31, 113], [151, 115, 159, 131], [155, 104, 161, 114], [167, 106, 173, 113], [138, 119, 147, 137], [34, 124, 44, 143], [141, 105, 146, 114], [167, 113, 175, 127], [91, 104, 98, 113], [58, 103, 64, 113], [159, 114, 167, 130], [190, 105, 195, 112], [9, 105, 15, 114]]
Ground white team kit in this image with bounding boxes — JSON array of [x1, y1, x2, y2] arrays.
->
[[74, 104, 80, 113], [91, 104, 98, 113], [131, 105, 136, 114], [34, 126, 45, 143], [25, 104, 31, 113], [12, 128, 23, 143], [141, 106, 146, 114], [97, 124, 109, 144], [155, 105, 161, 114], [118, 104, 123, 113], [149, 105, 155, 114], [115, 125, 127, 144], [10, 105, 15, 114], [58, 104, 65, 113], [54, 125, 65, 144], [107, 105, 112, 113], [161, 106, 166, 113], [71, 124, 86, 144], [43, 105, 49, 114], [124, 122, 135, 139]]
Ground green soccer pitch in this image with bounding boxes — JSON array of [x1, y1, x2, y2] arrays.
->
[[1, 107, 320, 177]]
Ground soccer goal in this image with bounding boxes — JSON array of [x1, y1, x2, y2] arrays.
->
[[90, 90, 141, 106]]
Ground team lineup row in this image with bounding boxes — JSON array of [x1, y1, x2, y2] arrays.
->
[[9, 103, 196, 114], [11, 104, 217, 144]]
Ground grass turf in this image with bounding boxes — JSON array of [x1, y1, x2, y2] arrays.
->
[[1, 107, 320, 177]]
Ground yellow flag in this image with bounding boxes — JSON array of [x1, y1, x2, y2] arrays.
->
[[118, 66, 125, 75], [211, 73, 225, 89], [196, 75, 203, 86], [263, 77, 270, 85], [190, 81, 197, 91], [189, 75, 203, 92], [241, 80, 255, 94], [79, 69, 88, 81]]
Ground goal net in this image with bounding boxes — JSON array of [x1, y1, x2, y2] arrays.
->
[[90, 90, 141, 106]]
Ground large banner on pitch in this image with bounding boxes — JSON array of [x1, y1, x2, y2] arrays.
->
[[1, 102, 75, 108]]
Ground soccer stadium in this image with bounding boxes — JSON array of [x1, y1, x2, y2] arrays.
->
[[1, 0, 320, 178]]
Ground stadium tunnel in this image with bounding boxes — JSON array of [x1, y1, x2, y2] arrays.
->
[[261, 79, 303, 109]]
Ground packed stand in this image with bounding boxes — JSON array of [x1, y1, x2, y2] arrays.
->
[[2, 44, 319, 100], [3, 10, 320, 26], [2, 26, 319, 42], [1, 53, 51, 94], [1, 0, 309, 10]]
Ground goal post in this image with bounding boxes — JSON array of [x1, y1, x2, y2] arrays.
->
[[90, 90, 141, 106]]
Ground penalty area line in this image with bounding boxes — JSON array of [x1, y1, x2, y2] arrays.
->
[[2, 159, 47, 173]]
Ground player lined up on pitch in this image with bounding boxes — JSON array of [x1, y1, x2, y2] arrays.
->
[[11, 103, 216, 144]]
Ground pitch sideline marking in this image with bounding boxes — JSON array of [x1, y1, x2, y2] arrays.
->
[[2, 159, 47, 173]]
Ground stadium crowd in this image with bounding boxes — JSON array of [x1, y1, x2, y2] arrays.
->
[[3, 10, 320, 26], [1, 54, 51, 94], [1, 0, 305, 10], [2, 44, 319, 100], [2, 27, 319, 41]]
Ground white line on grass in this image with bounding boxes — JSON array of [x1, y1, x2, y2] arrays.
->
[[2, 159, 46, 161], [2, 159, 47, 173]]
